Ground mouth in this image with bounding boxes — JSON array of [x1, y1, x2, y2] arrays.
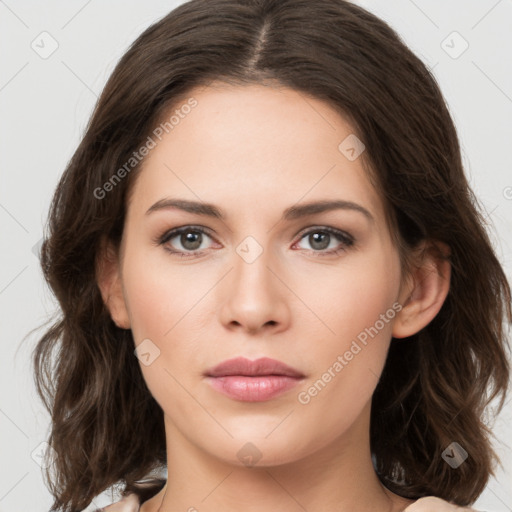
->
[[205, 356, 305, 378], [204, 357, 305, 402]]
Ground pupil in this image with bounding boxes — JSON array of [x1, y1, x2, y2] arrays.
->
[[182, 231, 201, 250], [311, 232, 329, 250]]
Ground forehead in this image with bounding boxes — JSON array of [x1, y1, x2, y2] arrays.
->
[[127, 82, 386, 228]]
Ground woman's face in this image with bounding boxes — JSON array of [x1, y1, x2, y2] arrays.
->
[[112, 82, 409, 466]]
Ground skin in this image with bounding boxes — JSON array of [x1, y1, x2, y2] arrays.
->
[[98, 82, 451, 512]]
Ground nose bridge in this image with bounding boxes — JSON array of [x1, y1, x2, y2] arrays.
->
[[231, 233, 278, 300], [218, 232, 289, 333]]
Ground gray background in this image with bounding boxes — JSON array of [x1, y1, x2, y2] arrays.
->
[[1, 0, 511, 510]]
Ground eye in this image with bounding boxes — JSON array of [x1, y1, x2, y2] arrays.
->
[[293, 227, 354, 256], [156, 225, 355, 258], [157, 226, 216, 257]]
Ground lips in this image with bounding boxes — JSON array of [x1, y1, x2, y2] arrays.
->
[[204, 356, 305, 378], [204, 357, 305, 402]]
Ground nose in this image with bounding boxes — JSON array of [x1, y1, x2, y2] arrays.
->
[[218, 242, 291, 335]]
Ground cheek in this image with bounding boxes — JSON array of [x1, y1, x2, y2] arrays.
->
[[292, 243, 401, 348], [120, 253, 204, 411], [122, 244, 198, 340], [293, 295, 398, 446], [294, 244, 401, 402], [121, 247, 214, 379]]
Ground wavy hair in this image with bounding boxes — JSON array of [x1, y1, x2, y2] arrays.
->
[[32, 0, 511, 510]]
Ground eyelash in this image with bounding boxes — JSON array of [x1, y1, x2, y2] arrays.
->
[[155, 225, 355, 258]]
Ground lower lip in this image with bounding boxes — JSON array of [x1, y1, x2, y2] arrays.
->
[[206, 375, 302, 402]]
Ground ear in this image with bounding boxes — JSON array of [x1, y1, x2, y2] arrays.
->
[[96, 237, 131, 329], [392, 240, 451, 339]]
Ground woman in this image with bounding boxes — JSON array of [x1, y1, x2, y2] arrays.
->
[[32, 1, 511, 511]]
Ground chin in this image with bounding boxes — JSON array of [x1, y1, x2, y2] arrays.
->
[[206, 431, 315, 469]]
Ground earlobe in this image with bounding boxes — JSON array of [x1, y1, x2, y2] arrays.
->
[[392, 241, 451, 339], [96, 238, 131, 329]]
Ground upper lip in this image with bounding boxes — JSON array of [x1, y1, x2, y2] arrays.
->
[[205, 357, 305, 378]]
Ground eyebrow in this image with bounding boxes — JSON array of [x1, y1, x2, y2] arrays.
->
[[146, 198, 374, 223]]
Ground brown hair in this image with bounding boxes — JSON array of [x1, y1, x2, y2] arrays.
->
[[32, 0, 511, 510]]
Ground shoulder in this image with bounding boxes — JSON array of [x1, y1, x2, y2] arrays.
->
[[404, 497, 480, 511], [92, 493, 479, 512], [92, 492, 141, 512]]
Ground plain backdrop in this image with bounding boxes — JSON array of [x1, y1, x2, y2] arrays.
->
[[1, 1, 511, 510]]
